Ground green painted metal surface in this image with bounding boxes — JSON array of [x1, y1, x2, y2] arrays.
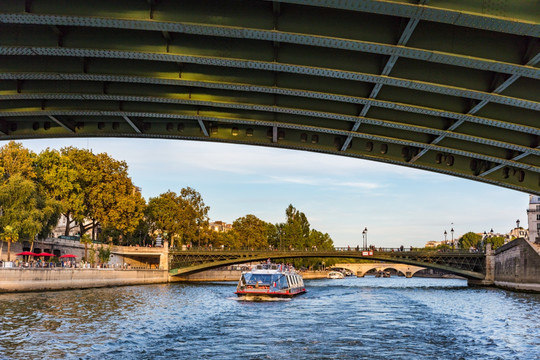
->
[[168, 249, 486, 280], [0, 0, 538, 194]]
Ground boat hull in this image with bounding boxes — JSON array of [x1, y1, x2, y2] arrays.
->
[[235, 288, 306, 298]]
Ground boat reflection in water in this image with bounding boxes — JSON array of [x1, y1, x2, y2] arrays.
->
[[327, 271, 345, 279], [235, 262, 306, 300]]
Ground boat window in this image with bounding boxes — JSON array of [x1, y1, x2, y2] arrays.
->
[[243, 273, 272, 285]]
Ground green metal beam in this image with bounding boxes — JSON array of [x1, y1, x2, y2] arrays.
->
[[0, 0, 538, 194]]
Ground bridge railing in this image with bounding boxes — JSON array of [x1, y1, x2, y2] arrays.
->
[[169, 247, 482, 254]]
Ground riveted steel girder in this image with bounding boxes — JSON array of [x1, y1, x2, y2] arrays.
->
[[0, 0, 539, 194]]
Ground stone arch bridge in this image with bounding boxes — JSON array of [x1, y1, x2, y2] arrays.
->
[[333, 263, 426, 278]]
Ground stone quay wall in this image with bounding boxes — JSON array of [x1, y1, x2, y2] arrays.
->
[[493, 238, 540, 292], [0, 268, 168, 293]]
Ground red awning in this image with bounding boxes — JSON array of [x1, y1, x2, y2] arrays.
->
[[16, 251, 37, 256]]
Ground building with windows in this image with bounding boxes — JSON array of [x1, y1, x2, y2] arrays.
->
[[527, 195, 540, 244], [424, 240, 445, 248], [209, 221, 232, 233]]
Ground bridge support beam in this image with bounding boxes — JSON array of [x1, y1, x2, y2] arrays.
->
[[467, 244, 494, 286], [160, 240, 169, 271]]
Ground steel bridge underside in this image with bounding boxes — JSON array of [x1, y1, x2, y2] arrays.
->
[[168, 250, 486, 280], [0, 0, 539, 194]]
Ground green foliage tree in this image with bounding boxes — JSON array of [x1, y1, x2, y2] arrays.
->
[[265, 223, 280, 249], [87, 153, 145, 238], [458, 232, 482, 250], [146, 187, 209, 248], [308, 229, 334, 250], [80, 233, 92, 261], [97, 245, 111, 265], [0, 141, 37, 181], [232, 214, 269, 249], [179, 187, 209, 247], [146, 191, 184, 247], [0, 174, 51, 252], [1, 225, 19, 261], [281, 204, 310, 250], [35, 148, 83, 237], [208, 230, 240, 250], [483, 236, 505, 250], [88, 245, 97, 266]]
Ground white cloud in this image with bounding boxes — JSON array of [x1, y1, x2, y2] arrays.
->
[[12, 137, 527, 248]]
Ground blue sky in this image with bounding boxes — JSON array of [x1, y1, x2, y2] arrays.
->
[[15, 137, 528, 248]]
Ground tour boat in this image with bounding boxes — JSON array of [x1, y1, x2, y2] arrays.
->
[[327, 271, 345, 279], [235, 263, 306, 298]]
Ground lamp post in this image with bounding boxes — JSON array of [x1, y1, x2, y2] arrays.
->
[[444, 230, 447, 245], [362, 227, 368, 250], [516, 219, 520, 228], [451, 228, 454, 249]]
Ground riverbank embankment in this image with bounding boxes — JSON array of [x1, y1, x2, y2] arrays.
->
[[0, 268, 168, 293], [0, 268, 327, 292]]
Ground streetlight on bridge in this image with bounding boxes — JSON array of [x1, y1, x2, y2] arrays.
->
[[362, 227, 368, 250], [451, 228, 455, 249], [444, 230, 447, 245]]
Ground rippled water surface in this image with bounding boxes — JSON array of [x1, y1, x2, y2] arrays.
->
[[0, 277, 539, 359]]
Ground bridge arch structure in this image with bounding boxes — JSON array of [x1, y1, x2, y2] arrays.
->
[[168, 249, 486, 280], [0, 0, 539, 194], [333, 263, 426, 278]]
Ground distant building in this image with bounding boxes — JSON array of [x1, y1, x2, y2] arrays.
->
[[51, 214, 80, 238], [51, 215, 95, 239], [506, 226, 528, 242], [209, 221, 232, 232], [425, 240, 445, 248], [527, 194, 540, 244]]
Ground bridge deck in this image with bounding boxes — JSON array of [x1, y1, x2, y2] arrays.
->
[[0, 0, 538, 194]]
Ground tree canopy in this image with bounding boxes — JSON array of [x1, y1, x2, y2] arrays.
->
[[458, 232, 482, 249], [0, 142, 335, 254]]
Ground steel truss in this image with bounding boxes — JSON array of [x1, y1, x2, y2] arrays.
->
[[168, 249, 486, 279]]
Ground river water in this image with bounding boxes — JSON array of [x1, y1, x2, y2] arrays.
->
[[0, 277, 538, 360]]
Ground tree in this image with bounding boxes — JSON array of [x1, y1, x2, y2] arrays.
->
[[88, 245, 97, 267], [0, 174, 49, 252], [308, 229, 334, 250], [0, 141, 36, 181], [281, 204, 311, 249], [80, 233, 92, 261], [86, 152, 145, 238], [1, 225, 19, 261], [484, 236, 505, 250], [146, 187, 210, 248], [458, 232, 482, 249], [232, 214, 269, 249], [146, 191, 185, 247], [180, 187, 209, 247], [35, 148, 83, 237], [97, 245, 111, 265], [208, 230, 240, 250]]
